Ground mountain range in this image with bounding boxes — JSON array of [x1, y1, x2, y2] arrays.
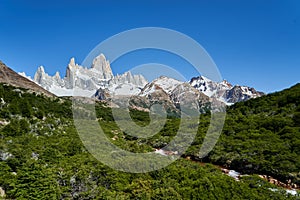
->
[[19, 53, 264, 108], [25, 54, 147, 97], [0, 58, 299, 199]]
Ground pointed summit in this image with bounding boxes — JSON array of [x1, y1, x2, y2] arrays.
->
[[30, 53, 148, 97], [68, 57, 76, 69], [33, 66, 46, 83], [91, 54, 113, 79], [54, 71, 61, 80], [38, 66, 45, 73], [190, 75, 264, 104]]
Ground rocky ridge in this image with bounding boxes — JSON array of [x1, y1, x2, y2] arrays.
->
[[21, 53, 264, 111], [0, 61, 54, 97], [190, 76, 264, 104], [29, 54, 148, 97]]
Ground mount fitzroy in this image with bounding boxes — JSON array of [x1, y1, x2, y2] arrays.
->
[[28, 54, 147, 97], [21, 53, 264, 109]]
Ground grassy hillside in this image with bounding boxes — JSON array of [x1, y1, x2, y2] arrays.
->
[[0, 83, 299, 199]]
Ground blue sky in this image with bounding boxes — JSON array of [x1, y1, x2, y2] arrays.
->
[[0, 0, 299, 93]]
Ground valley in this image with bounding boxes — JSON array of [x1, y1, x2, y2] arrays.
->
[[0, 59, 299, 198]]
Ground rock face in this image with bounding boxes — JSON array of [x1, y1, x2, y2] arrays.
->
[[129, 75, 263, 114], [0, 61, 54, 97], [0, 151, 13, 161], [94, 88, 110, 100], [224, 85, 264, 103], [30, 54, 148, 97], [190, 76, 264, 104], [170, 83, 211, 113], [119, 75, 263, 114], [0, 187, 5, 198], [108, 71, 148, 96], [140, 76, 183, 97], [127, 76, 213, 114], [91, 54, 113, 79]]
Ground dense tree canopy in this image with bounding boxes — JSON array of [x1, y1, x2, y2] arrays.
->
[[0, 83, 299, 199]]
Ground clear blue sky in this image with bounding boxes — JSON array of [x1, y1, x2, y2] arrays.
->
[[0, 0, 299, 93]]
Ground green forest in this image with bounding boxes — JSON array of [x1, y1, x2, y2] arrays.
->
[[0, 83, 299, 199]]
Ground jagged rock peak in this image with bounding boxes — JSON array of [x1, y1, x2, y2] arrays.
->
[[220, 79, 232, 88], [91, 54, 113, 79], [69, 57, 75, 66], [110, 71, 148, 87], [38, 66, 45, 73], [67, 57, 78, 71], [224, 85, 264, 103], [139, 76, 182, 96], [33, 66, 47, 83], [190, 75, 264, 104], [29, 53, 148, 97], [54, 71, 61, 80]]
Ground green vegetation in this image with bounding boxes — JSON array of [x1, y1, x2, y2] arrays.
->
[[207, 84, 300, 185], [0, 83, 299, 199]]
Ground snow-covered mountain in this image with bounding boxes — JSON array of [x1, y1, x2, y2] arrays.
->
[[190, 76, 264, 104], [139, 76, 182, 97], [123, 75, 264, 110], [118, 75, 263, 113], [103, 76, 212, 114], [20, 53, 264, 107], [27, 54, 148, 97]]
